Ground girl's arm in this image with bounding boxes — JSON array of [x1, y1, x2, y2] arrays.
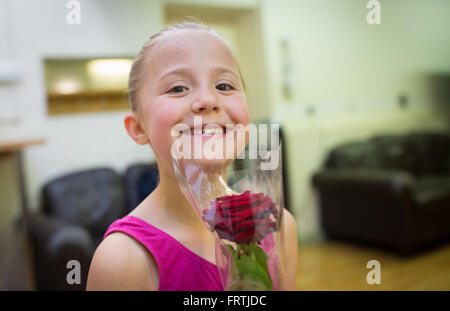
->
[[280, 208, 299, 290], [86, 232, 158, 290]]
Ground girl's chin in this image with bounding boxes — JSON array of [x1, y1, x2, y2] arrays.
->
[[178, 157, 233, 173]]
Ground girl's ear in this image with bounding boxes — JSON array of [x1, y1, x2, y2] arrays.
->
[[124, 112, 149, 145]]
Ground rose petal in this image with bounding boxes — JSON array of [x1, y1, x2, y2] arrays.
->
[[205, 191, 278, 243]]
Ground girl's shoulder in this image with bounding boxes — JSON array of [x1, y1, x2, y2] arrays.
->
[[86, 231, 158, 290]]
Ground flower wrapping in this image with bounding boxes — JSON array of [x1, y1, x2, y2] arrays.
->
[[171, 129, 285, 290], [204, 191, 279, 290]]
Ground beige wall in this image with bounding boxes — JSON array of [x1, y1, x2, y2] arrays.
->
[[260, 0, 450, 108]]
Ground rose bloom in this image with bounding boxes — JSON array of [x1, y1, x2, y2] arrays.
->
[[202, 191, 278, 244]]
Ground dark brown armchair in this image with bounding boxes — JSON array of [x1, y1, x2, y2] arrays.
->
[[312, 132, 450, 255]]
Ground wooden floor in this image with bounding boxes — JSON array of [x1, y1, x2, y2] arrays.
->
[[295, 241, 450, 291]]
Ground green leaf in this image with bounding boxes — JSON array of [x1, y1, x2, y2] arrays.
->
[[233, 246, 273, 290], [252, 244, 269, 273], [226, 244, 237, 261]]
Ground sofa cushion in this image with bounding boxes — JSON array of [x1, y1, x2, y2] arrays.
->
[[370, 135, 417, 172], [407, 133, 450, 176], [326, 132, 450, 177], [42, 168, 126, 237], [325, 142, 383, 169]]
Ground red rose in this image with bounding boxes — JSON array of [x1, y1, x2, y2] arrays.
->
[[202, 191, 278, 244]]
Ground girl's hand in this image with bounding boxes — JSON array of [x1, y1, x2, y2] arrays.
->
[[280, 209, 298, 291]]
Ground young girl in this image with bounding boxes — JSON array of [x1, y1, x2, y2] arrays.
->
[[86, 22, 298, 291]]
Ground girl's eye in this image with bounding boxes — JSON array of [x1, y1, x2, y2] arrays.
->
[[168, 85, 188, 93], [216, 83, 235, 91]]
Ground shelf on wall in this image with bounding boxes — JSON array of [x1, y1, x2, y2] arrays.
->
[[44, 57, 133, 115], [47, 90, 129, 115]]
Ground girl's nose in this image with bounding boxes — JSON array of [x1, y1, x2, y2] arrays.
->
[[191, 86, 220, 114]]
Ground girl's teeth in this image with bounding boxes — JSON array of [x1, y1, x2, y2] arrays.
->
[[203, 128, 223, 135], [192, 127, 223, 135]]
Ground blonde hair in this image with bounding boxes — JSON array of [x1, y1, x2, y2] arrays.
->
[[128, 22, 245, 112]]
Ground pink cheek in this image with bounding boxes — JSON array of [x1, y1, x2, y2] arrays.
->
[[148, 105, 181, 157], [229, 101, 250, 126]]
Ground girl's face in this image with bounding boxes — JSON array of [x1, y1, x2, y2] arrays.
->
[[135, 30, 250, 170]]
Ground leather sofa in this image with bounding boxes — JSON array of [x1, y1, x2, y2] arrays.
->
[[29, 164, 159, 290], [312, 132, 450, 255]]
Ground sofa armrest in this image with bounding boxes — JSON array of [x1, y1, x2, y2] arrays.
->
[[312, 168, 416, 197], [29, 212, 95, 290]]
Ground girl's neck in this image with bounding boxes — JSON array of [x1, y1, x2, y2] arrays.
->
[[150, 165, 206, 231]]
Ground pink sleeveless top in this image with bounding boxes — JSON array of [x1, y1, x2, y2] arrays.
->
[[103, 215, 224, 291]]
